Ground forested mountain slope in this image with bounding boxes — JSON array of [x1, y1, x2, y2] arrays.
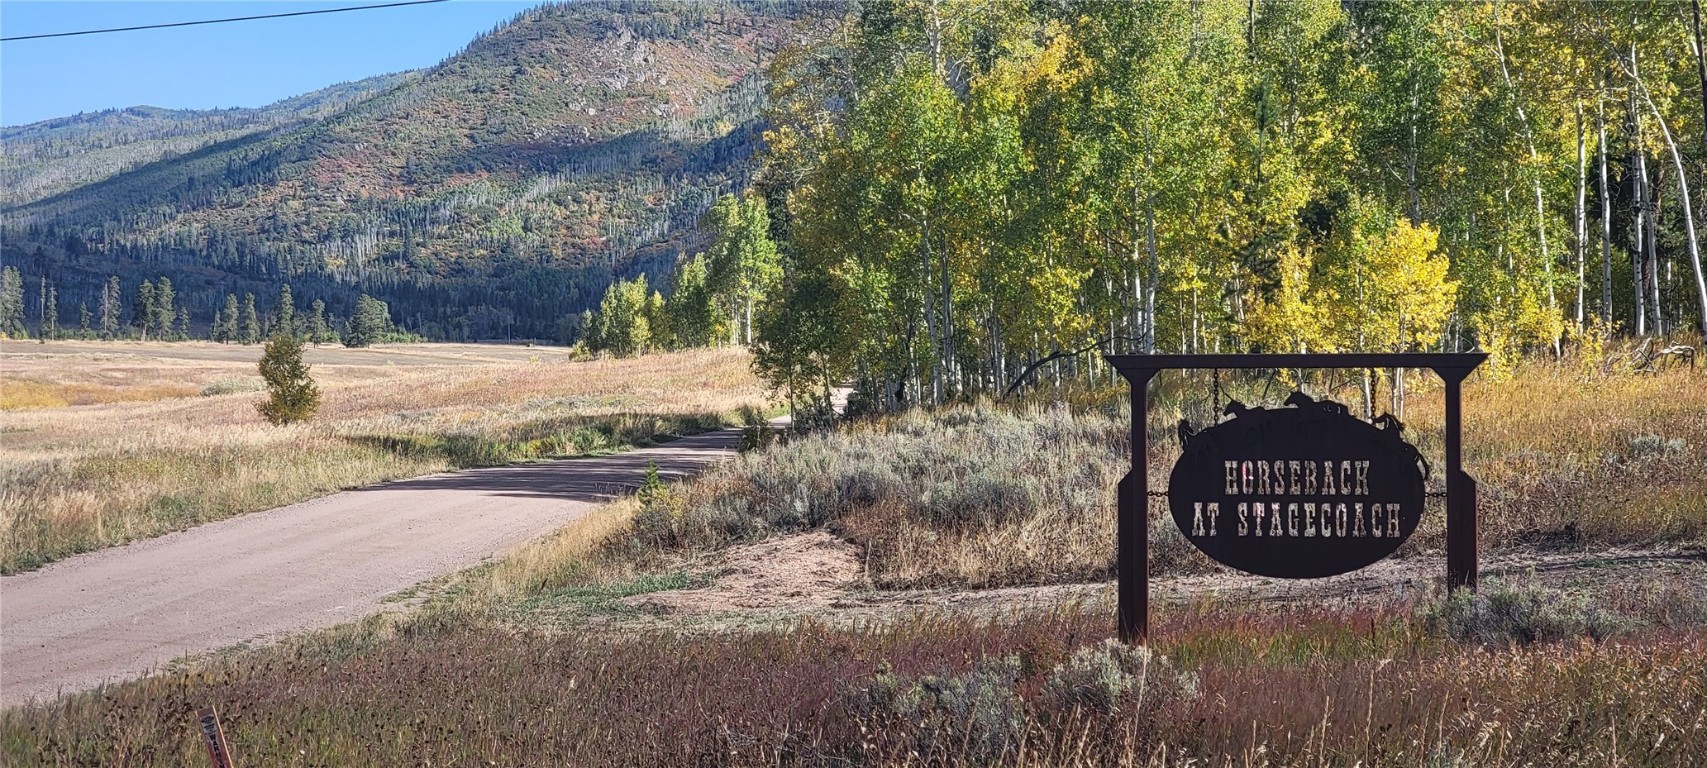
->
[[2, 0, 815, 341], [1, 73, 414, 208]]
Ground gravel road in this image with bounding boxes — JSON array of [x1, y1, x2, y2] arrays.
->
[[0, 429, 745, 706]]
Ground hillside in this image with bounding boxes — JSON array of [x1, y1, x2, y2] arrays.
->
[[1, 0, 817, 341], [0, 73, 414, 208]]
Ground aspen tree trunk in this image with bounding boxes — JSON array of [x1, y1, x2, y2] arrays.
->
[[922, 229, 939, 407], [939, 243, 953, 400], [1631, 104, 1648, 335], [1132, 189, 1145, 356], [1630, 82, 1707, 339], [1408, 79, 1421, 223], [1599, 85, 1614, 326], [1648, 168, 1664, 336], [1144, 193, 1159, 354], [1575, 99, 1588, 330], [1611, 30, 1707, 336]]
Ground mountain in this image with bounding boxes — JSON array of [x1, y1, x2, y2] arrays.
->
[[1, 0, 818, 341], [1, 73, 415, 208]]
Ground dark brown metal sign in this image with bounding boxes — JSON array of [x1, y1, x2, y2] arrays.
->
[[1104, 352, 1487, 645], [1167, 393, 1426, 578]]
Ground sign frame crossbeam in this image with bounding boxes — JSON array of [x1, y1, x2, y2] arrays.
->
[[1105, 352, 1487, 644]]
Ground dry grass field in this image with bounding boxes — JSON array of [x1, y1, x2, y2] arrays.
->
[[0, 341, 771, 573]]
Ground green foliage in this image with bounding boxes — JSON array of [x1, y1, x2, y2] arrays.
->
[[276, 284, 296, 337], [200, 377, 265, 397], [306, 299, 333, 345], [214, 293, 239, 343], [255, 330, 321, 426], [39, 281, 57, 340], [343, 294, 392, 348], [98, 276, 121, 337], [585, 274, 653, 357], [151, 278, 175, 340], [663, 254, 721, 348], [134, 280, 155, 339], [621, 403, 1152, 587], [703, 191, 781, 345], [750, 0, 1707, 405], [239, 293, 260, 344], [0, 267, 25, 339]]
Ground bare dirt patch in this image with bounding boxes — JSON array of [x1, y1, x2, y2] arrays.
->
[[617, 533, 1706, 626], [625, 530, 863, 614]]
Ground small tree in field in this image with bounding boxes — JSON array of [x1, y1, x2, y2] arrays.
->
[[256, 330, 320, 425]]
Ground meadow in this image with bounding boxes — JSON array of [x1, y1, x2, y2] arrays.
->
[[3, 345, 1704, 766], [0, 341, 771, 573]]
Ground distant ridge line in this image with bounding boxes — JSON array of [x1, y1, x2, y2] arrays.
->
[[1, 0, 450, 42]]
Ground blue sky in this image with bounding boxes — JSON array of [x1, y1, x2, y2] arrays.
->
[[1, 0, 541, 126]]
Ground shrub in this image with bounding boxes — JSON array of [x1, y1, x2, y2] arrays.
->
[[1042, 639, 1198, 714], [1422, 581, 1628, 645], [846, 655, 1029, 762], [199, 377, 264, 396], [256, 331, 321, 425], [1627, 433, 1688, 461], [640, 403, 1149, 587]]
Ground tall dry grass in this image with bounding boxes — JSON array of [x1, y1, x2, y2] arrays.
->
[[0, 345, 771, 573], [5, 589, 1702, 766], [1406, 362, 1707, 544]]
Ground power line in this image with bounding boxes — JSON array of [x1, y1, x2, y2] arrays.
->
[[1, 0, 451, 43]]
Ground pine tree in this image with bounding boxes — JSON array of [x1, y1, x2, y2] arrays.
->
[[256, 329, 320, 425], [78, 302, 92, 338], [41, 282, 57, 341], [343, 294, 393, 348], [176, 306, 192, 340], [218, 293, 240, 343], [153, 278, 175, 340], [0, 267, 24, 339], [135, 280, 156, 340], [578, 309, 599, 350], [240, 293, 260, 344], [307, 299, 330, 345], [276, 284, 296, 337], [99, 277, 121, 338]]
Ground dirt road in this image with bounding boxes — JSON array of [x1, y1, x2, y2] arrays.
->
[[0, 429, 746, 706]]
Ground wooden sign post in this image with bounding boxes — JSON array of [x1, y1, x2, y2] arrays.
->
[[1105, 353, 1486, 644], [197, 707, 236, 768]]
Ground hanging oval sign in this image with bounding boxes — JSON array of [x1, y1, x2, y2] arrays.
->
[[1167, 393, 1427, 579]]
